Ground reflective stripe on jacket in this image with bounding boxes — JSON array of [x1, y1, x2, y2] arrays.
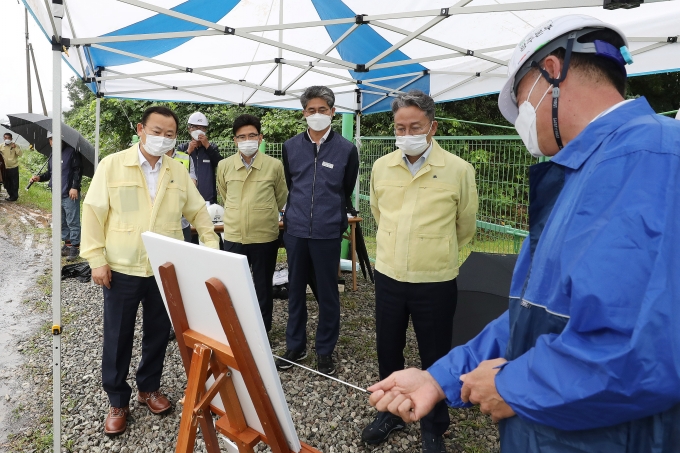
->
[[428, 98, 680, 452], [81, 145, 219, 276]]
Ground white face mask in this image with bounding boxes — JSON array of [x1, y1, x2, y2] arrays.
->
[[142, 129, 176, 157], [4, 139, 11, 145], [190, 129, 205, 141], [515, 73, 552, 158], [238, 140, 260, 157], [396, 122, 433, 156], [306, 113, 332, 132]]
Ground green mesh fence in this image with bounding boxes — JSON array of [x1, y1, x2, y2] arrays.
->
[[178, 136, 534, 260], [358, 136, 533, 261]]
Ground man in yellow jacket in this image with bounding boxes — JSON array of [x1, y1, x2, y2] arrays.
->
[[217, 114, 288, 333], [81, 106, 219, 436], [363, 90, 478, 452], [1, 132, 22, 201]]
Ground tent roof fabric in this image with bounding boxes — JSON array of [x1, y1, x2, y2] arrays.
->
[[25, 0, 680, 113]]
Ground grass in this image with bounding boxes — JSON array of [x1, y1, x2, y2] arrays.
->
[[17, 162, 53, 212]]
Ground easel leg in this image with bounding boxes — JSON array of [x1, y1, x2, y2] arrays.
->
[[176, 344, 212, 453]]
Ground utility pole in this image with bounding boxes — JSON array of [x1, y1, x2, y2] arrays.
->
[[29, 44, 48, 116], [25, 8, 32, 113]]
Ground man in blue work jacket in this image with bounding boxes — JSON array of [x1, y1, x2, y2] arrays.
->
[[276, 86, 359, 376], [368, 15, 680, 452]]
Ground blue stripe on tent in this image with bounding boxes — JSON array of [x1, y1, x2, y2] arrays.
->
[[311, 0, 430, 114], [89, 0, 239, 67]]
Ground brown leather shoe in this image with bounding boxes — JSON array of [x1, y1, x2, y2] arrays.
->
[[104, 406, 130, 435], [137, 390, 172, 414]]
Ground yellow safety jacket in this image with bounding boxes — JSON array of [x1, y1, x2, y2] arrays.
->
[[81, 145, 219, 277], [216, 152, 288, 244], [0, 143, 22, 169], [172, 150, 190, 170], [370, 139, 478, 283]]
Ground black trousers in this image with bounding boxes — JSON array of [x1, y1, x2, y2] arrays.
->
[[182, 225, 192, 243], [223, 239, 279, 332], [102, 271, 171, 408], [375, 270, 457, 437], [284, 233, 341, 356], [4, 167, 19, 199]]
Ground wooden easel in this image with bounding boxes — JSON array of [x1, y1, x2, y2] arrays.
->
[[158, 263, 322, 453]]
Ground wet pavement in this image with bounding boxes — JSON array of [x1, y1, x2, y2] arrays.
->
[[0, 199, 50, 443]]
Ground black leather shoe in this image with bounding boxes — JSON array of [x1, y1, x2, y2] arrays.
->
[[275, 349, 307, 370], [422, 433, 447, 453], [361, 411, 405, 445]]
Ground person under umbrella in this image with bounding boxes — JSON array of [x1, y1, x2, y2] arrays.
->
[[29, 132, 83, 261]]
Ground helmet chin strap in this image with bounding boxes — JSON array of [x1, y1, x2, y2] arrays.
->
[[530, 32, 577, 150]]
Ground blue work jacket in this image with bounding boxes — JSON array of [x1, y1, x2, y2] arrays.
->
[[429, 98, 680, 452]]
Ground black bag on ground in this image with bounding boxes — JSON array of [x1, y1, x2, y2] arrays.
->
[[61, 262, 91, 283]]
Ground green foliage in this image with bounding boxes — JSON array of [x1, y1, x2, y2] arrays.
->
[[17, 150, 52, 212], [261, 109, 308, 142], [627, 72, 680, 113]]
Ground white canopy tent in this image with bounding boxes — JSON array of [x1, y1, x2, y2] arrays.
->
[[22, 0, 680, 451]]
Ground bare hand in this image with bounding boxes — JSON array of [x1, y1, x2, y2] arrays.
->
[[187, 140, 199, 154], [199, 134, 210, 149], [368, 368, 446, 424], [92, 264, 112, 289], [30, 175, 40, 183], [69, 189, 78, 200], [460, 358, 515, 422]]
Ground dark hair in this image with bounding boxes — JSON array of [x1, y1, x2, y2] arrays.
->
[[541, 29, 627, 96], [391, 90, 436, 121], [141, 106, 180, 130], [4, 132, 12, 139], [300, 86, 335, 109], [232, 114, 262, 135]]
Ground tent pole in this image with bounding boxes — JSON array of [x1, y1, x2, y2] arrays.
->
[[95, 97, 101, 171], [50, 1, 63, 452], [354, 91, 361, 210]]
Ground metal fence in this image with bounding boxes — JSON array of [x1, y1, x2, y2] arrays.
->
[[181, 135, 533, 260]]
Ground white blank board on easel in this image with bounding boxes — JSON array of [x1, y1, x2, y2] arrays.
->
[[141, 232, 301, 452]]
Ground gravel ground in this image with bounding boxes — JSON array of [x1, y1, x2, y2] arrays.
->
[[5, 268, 500, 453]]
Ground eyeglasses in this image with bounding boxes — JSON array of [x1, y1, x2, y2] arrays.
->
[[188, 125, 207, 131], [304, 107, 331, 115], [394, 122, 432, 136], [235, 133, 260, 142]]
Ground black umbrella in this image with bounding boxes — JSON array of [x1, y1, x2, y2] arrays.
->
[[347, 206, 374, 283], [6, 113, 95, 177], [451, 252, 518, 348]]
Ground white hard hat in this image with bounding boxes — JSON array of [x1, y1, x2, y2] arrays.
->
[[206, 203, 224, 224], [47, 131, 53, 139], [188, 112, 209, 127], [498, 15, 630, 125]]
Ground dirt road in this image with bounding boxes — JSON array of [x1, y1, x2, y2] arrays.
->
[[0, 196, 51, 443]]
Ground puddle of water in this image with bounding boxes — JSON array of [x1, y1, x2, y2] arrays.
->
[[0, 235, 48, 442]]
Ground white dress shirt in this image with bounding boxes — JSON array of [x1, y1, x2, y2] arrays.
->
[[402, 141, 434, 177], [307, 127, 332, 152], [241, 152, 256, 170], [138, 145, 163, 204]]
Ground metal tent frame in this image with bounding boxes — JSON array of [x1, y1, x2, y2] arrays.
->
[[32, 0, 679, 450]]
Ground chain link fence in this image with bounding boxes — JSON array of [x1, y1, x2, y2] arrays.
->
[[180, 136, 533, 260]]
